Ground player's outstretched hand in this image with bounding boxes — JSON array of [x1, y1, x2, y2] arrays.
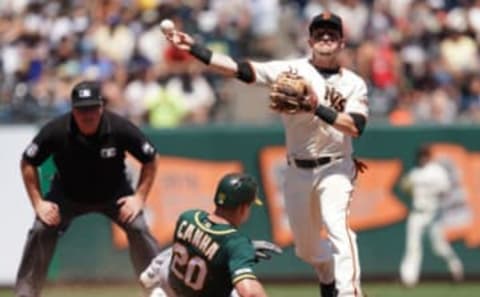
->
[[252, 240, 283, 262], [165, 31, 195, 51], [35, 200, 60, 226]]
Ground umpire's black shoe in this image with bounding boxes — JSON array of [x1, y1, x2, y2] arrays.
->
[[320, 282, 338, 297]]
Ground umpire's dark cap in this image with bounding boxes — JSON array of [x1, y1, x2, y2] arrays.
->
[[309, 11, 343, 36], [71, 81, 103, 108]]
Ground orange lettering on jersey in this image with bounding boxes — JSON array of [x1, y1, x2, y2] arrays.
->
[[325, 86, 346, 112]]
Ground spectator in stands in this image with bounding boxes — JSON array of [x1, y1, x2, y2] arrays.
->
[[1, 0, 480, 125], [164, 64, 216, 125]]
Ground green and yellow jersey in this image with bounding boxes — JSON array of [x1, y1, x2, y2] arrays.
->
[[168, 209, 257, 297]]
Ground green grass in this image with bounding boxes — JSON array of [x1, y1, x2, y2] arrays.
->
[[269, 283, 480, 297], [1, 282, 479, 297]]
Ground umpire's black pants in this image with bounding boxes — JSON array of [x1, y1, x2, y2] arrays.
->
[[14, 195, 160, 297]]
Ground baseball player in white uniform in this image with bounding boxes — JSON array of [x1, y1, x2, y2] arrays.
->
[[399, 145, 464, 287], [164, 12, 368, 297]]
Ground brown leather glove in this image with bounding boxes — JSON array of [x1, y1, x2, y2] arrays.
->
[[269, 70, 317, 114]]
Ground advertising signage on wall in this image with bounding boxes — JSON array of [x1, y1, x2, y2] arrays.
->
[[16, 125, 480, 281], [259, 146, 408, 247], [113, 143, 480, 250], [113, 156, 243, 248]]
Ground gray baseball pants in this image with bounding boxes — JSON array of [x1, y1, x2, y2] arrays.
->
[[14, 196, 159, 297]]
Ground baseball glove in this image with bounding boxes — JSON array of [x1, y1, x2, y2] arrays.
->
[[269, 70, 317, 114], [252, 240, 283, 262]]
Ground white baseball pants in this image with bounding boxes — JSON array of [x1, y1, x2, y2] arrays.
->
[[400, 210, 464, 286], [284, 157, 362, 297]]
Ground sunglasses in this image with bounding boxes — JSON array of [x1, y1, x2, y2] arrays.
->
[[311, 29, 342, 41]]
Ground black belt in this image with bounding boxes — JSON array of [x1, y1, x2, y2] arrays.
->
[[289, 156, 342, 169]]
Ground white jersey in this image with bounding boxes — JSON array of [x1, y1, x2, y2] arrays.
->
[[250, 58, 368, 158], [407, 162, 451, 212], [400, 160, 464, 287]]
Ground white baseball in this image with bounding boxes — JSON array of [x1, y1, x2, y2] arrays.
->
[[160, 19, 175, 34]]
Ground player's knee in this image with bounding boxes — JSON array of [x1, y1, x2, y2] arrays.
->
[[294, 249, 309, 262], [30, 219, 59, 235], [321, 217, 344, 236], [406, 242, 421, 254], [431, 242, 449, 257]]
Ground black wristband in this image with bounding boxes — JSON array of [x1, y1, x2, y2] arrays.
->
[[189, 43, 213, 65], [349, 113, 366, 135], [236, 61, 255, 83], [315, 105, 338, 125]]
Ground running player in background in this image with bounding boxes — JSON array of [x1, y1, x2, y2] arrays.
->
[[399, 145, 464, 287]]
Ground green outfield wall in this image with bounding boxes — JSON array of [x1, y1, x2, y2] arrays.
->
[[40, 124, 480, 282]]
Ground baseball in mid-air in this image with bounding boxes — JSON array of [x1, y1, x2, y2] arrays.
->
[[160, 19, 175, 34]]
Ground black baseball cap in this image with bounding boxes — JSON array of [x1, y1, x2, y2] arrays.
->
[[71, 81, 103, 108], [309, 12, 343, 37], [415, 144, 432, 165]]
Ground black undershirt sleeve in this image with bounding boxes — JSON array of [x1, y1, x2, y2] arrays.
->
[[315, 105, 338, 125], [349, 113, 366, 135], [236, 61, 255, 83]]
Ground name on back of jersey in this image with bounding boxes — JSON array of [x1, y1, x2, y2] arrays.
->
[[176, 220, 220, 261]]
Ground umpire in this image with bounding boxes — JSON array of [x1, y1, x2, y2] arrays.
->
[[15, 81, 160, 297]]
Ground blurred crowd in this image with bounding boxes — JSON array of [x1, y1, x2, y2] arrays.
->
[[0, 0, 480, 127]]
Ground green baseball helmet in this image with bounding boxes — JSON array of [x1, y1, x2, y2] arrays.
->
[[214, 173, 263, 208]]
